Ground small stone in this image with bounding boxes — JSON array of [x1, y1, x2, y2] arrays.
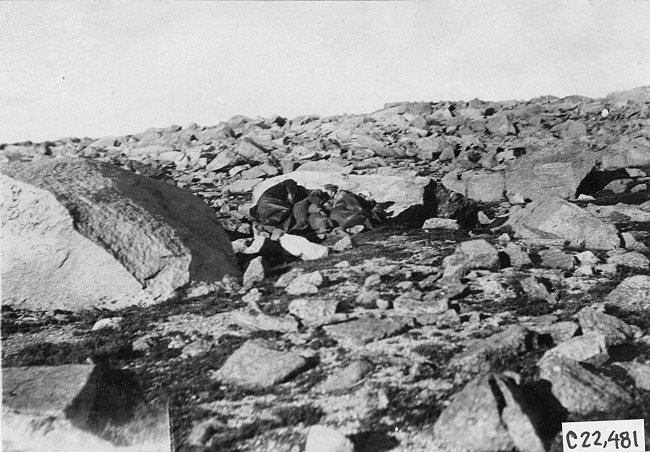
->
[[181, 339, 214, 359], [443, 239, 500, 271], [363, 274, 382, 289], [288, 298, 339, 327], [332, 236, 355, 252], [422, 218, 460, 230], [575, 251, 599, 265], [320, 359, 373, 392], [305, 425, 355, 452], [574, 265, 594, 276], [528, 321, 579, 344], [233, 312, 299, 333], [242, 288, 263, 312], [539, 248, 574, 270], [91, 317, 123, 331], [243, 256, 265, 289], [211, 339, 307, 388], [356, 289, 380, 306], [286, 271, 324, 295], [187, 417, 226, 447], [275, 268, 303, 287], [334, 260, 350, 268], [631, 183, 647, 193], [520, 276, 557, 303], [503, 242, 532, 268], [376, 298, 390, 310], [279, 234, 329, 260]]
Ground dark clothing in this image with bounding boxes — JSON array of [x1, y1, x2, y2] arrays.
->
[[250, 179, 308, 231], [329, 191, 381, 229]]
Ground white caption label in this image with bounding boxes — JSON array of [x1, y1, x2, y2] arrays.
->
[[562, 419, 645, 452]]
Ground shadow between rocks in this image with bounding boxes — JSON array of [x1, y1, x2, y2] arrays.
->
[[350, 431, 400, 452]]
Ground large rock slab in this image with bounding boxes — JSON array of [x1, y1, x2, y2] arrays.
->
[[601, 136, 650, 171], [251, 170, 434, 218], [505, 145, 597, 201], [1, 159, 240, 311], [441, 169, 506, 203], [2, 364, 169, 451], [503, 197, 620, 250]]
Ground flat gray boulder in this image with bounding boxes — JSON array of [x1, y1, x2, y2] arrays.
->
[[505, 145, 597, 201], [503, 197, 620, 250], [1, 158, 239, 311]]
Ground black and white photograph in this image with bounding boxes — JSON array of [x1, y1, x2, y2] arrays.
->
[[1, 1, 650, 451]]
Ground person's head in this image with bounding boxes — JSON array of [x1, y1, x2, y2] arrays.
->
[[324, 184, 338, 198]]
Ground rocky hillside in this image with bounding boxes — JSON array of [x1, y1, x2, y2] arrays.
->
[[2, 86, 650, 452]]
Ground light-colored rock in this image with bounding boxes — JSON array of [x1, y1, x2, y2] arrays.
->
[[545, 332, 609, 365], [504, 145, 596, 201], [607, 251, 650, 269], [91, 317, 123, 331], [503, 197, 620, 250], [576, 307, 642, 346], [232, 312, 299, 333], [305, 425, 355, 452], [443, 239, 500, 271], [286, 270, 324, 295], [223, 178, 264, 194], [539, 248, 574, 270], [441, 169, 506, 203], [502, 242, 532, 268], [520, 276, 557, 303], [422, 217, 460, 230], [601, 135, 650, 170], [605, 275, 650, 310], [288, 298, 339, 327], [211, 339, 307, 388], [433, 373, 544, 452], [320, 359, 373, 393], [252, 171, 434, 218], [538, 353, 631, 414], [279, 234, 329, 261], [243, 256, 265, 288], [1, 159, 239, 311], [587, 203, 650, 223]]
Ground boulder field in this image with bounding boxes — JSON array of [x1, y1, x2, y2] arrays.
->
[[1, 87, 650, 451]]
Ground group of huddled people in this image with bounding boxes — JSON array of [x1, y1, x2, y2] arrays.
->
[[250, 179, 385, 237]]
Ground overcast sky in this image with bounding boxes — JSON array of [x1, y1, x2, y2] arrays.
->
[[1, 1, 648, 143]]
